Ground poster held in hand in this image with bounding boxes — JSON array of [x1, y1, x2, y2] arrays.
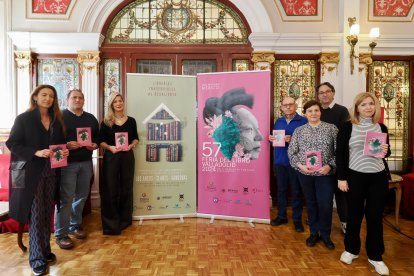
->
[[364, 132, 387, 158], [50, 144, 67, 168], [305, 151, 322, 171], [76, 127, 92, 146], [272, 130, 285, 147], [115, 132, 129, 151]]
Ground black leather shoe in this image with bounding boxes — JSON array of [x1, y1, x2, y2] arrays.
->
[[293, 221, 305, 232], [306, 234, 319, 247], [321, 236, 335, 250], [32, 264, 48, 276], [46, 253, 56, 263], [270, 217, 288, 226]]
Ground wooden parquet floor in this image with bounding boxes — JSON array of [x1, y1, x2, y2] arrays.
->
[[0, 208, 413, 276]]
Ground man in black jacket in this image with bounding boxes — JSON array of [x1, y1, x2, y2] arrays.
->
[[317, 82, 349, 234]]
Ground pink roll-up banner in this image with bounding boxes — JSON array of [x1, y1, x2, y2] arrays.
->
[[197, 71, 270, 223]]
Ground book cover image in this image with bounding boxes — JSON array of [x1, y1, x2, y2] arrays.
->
[[50, 144, 67, 168], [305, 151, 322, 171], [76, 127, 92, 146], [272, 130, 285, 147], [115, 132, 129, 151], [364, 131, 387, 158]]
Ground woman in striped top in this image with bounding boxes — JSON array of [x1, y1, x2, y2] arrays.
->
[[336, 92, 391, 275]]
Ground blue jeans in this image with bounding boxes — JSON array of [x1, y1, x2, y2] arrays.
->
[[275, 164, 303, 221], [54, 160, 93, 238], [297, 173, 335, 238]]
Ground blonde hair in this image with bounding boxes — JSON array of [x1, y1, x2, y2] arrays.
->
[[104, 93, 124, 127], [28, 84, 65, 135], [350, 92, 381, 124]]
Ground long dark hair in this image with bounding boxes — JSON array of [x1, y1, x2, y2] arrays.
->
[[28, 84, 65, 135]]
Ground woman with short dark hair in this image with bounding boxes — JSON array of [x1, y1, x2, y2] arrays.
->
[[288, 100, 338, 250]]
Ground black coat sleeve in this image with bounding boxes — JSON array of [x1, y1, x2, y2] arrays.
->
[[336, 121, 351, 181], [380, 123, 391, 158], [6, 115, 36, 161]]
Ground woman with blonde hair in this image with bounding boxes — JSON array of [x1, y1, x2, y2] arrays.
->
[[6, 84, 68, 275], [336, 92, 391, 275], [99, 93, 139, 235]]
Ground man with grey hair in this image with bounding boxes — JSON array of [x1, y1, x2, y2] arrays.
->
[[269, 97, 307, 232]]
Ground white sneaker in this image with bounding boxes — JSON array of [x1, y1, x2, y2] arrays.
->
[[368, 259, 389, 275], [340, 251, 359, 264], [340, 222, 347, 234]]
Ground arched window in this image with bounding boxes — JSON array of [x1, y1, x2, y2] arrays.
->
[[105, 0, 249, 44]]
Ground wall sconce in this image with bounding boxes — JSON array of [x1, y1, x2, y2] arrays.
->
[[346, 17, 380, 75]]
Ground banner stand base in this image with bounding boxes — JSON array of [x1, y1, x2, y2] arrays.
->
[[132, 214, 270, 225], [133, 213, 197, 223], [197, 213, 270, 225]]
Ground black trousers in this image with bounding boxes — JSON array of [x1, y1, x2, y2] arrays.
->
[[344, 169, 388, 261], [335, 185, 348, 223], [100, 150, 135, 234]]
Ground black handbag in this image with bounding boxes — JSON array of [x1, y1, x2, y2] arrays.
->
[[10, 161, 26, 188]]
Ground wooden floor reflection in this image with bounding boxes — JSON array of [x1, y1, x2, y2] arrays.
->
[[0, 208, 413, 275]]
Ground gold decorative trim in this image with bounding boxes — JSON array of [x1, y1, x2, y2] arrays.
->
[[251, 51, 275, 64], [359, 52, 373, 65], [318, 52, 339, 76], [14, 51, 32, 70], [359, 52, 373, 76], [318, 52, 339, 64], [77, 51, 100, 74], [251, 52, 275, 70]]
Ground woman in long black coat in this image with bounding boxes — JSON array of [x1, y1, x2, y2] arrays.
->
[[6, 84, 68, 275]]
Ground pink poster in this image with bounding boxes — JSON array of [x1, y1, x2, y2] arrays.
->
[[49, 144, 67, 168], [197, 71, 270, 221], [272, 130, 285, 147], [364, 131, 387, 158], [305, 151, 322, 171], [115, 132, 129, 151], [76, 127, 92, 147]]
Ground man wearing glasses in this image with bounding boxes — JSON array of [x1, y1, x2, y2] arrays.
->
[[269, 97, 307, 232], [317, 82, 350, 234]]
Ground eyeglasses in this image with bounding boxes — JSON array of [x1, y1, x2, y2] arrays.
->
[[281, 103, 295, 108], [318, 90, 333, 96]]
